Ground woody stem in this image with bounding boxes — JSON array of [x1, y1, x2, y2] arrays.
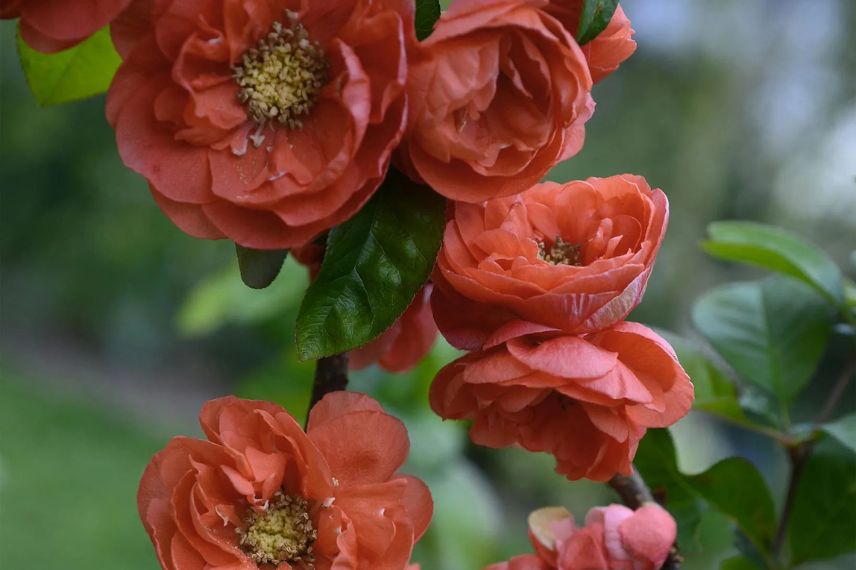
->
[[307, 354, 349, 422], [609, 468, 682, 570], [772, 346, 856, 563]]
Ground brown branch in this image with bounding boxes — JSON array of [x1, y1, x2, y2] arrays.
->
[[772, 347, 856, 562], [817, 347, 856, 425], [772, 441, 810, 559], [306, 354, 349, 422], [609, 469, 683, 570]]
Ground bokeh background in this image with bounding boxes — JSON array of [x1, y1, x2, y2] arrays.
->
[[1, 0, 855, 568]]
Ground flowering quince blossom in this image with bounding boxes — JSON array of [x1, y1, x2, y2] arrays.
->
[[138, 393, 432, 569], [486, 504, 676, 570], [432, 175, 668, 351], [1, 0, 131, 53], [107, 0, 415, 250], [430, 322, 693, 480], [398, 0, 595, 202], [543, 2, 636, 84], [350, 285, 439, 373]]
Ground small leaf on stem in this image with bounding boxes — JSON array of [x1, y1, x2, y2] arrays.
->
[[702, 221, 845, 307], [822, 413, 856, 455], [235, 244, 288, 289], [576, 0, 620, 45], [686, 458, 776, 554], [415, 0, 442, 40], [296, 171, 445, 360], [692, 276, 836, 406], [17, 26, 120, 106], [788, 440, 856, 564]]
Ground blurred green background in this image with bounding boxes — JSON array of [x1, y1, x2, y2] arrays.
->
[[1, 0, 855, 568]]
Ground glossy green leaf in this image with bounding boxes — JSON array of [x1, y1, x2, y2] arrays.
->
[[686, 458, 776, 553], [702, 221, 844, 306], [692, 276, 836, 404], [788, 440, 856, 564], [576, 0, 619, 45], [235, 244, 288, 289], [415, 0, 442, 40], [663, 333, 746, 423], [634, 429, 704, 550], [17, 26, 120, 106], [822, 413, 856, 455], [296, 172, 445, 360]]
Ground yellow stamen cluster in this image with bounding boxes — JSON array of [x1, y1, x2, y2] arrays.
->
[[234, 13, 328, 129], [236, 492, 317, 567], [538, 237, 582, 266]]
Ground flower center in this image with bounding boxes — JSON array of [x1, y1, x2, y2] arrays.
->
[[538, 237, 582, 266], [234, 12, 328, 129], [237, 492, 317, 566]]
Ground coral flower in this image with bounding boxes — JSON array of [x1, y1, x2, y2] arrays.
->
[[139, 393, 433, 569], [487, 504, 676, 570], [432, 175, 668, 351], [350, 285, 438, 373], [430, 322, 693, 480], [398, 0, 594, 202], [108, 0, 414, 250], [1, 0, 131, 53], [544, 2, 636, 83]]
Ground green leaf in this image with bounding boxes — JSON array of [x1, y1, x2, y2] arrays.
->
[[415, 0, 442, 40], [702, 221, 844, 306], [692, 276, 836, 404], [296, 172, 445, 360], [822, 413, 856, 454], [634, 429, 705, 551], [576, 0, 620, 45], [788, 440, 856, 564], [721, 556, 764, 570], [686, 458, 776, 553], [662, 332, 746, 423], [235, 244, 288, 289], [17, 25, 120, 106], [844, 279, 856, 310]]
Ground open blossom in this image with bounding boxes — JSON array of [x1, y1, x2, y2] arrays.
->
[[108, 0, 414, 250], [2, 0, 131, 53], [350, 285, 438, 373], [139, 393, 432, 569], [432, 175, 668, 351], [487, 504, 676, 570], [544, 2, 636, 83], [398, 0, 594, 202], [430, 322, 693, 480]]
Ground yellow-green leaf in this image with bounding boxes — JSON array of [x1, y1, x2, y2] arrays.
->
[[17, 25, 120, 106]]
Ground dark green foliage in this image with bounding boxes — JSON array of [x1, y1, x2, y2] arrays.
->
[[296, 172, 445, 360]]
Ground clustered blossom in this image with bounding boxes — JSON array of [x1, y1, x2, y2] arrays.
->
[[5, 0, 690, 566], [33, 0, 633, 251], [429, 176, 694, 480], [139, 393, 432, 569], [487, 504, 677, 569]]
